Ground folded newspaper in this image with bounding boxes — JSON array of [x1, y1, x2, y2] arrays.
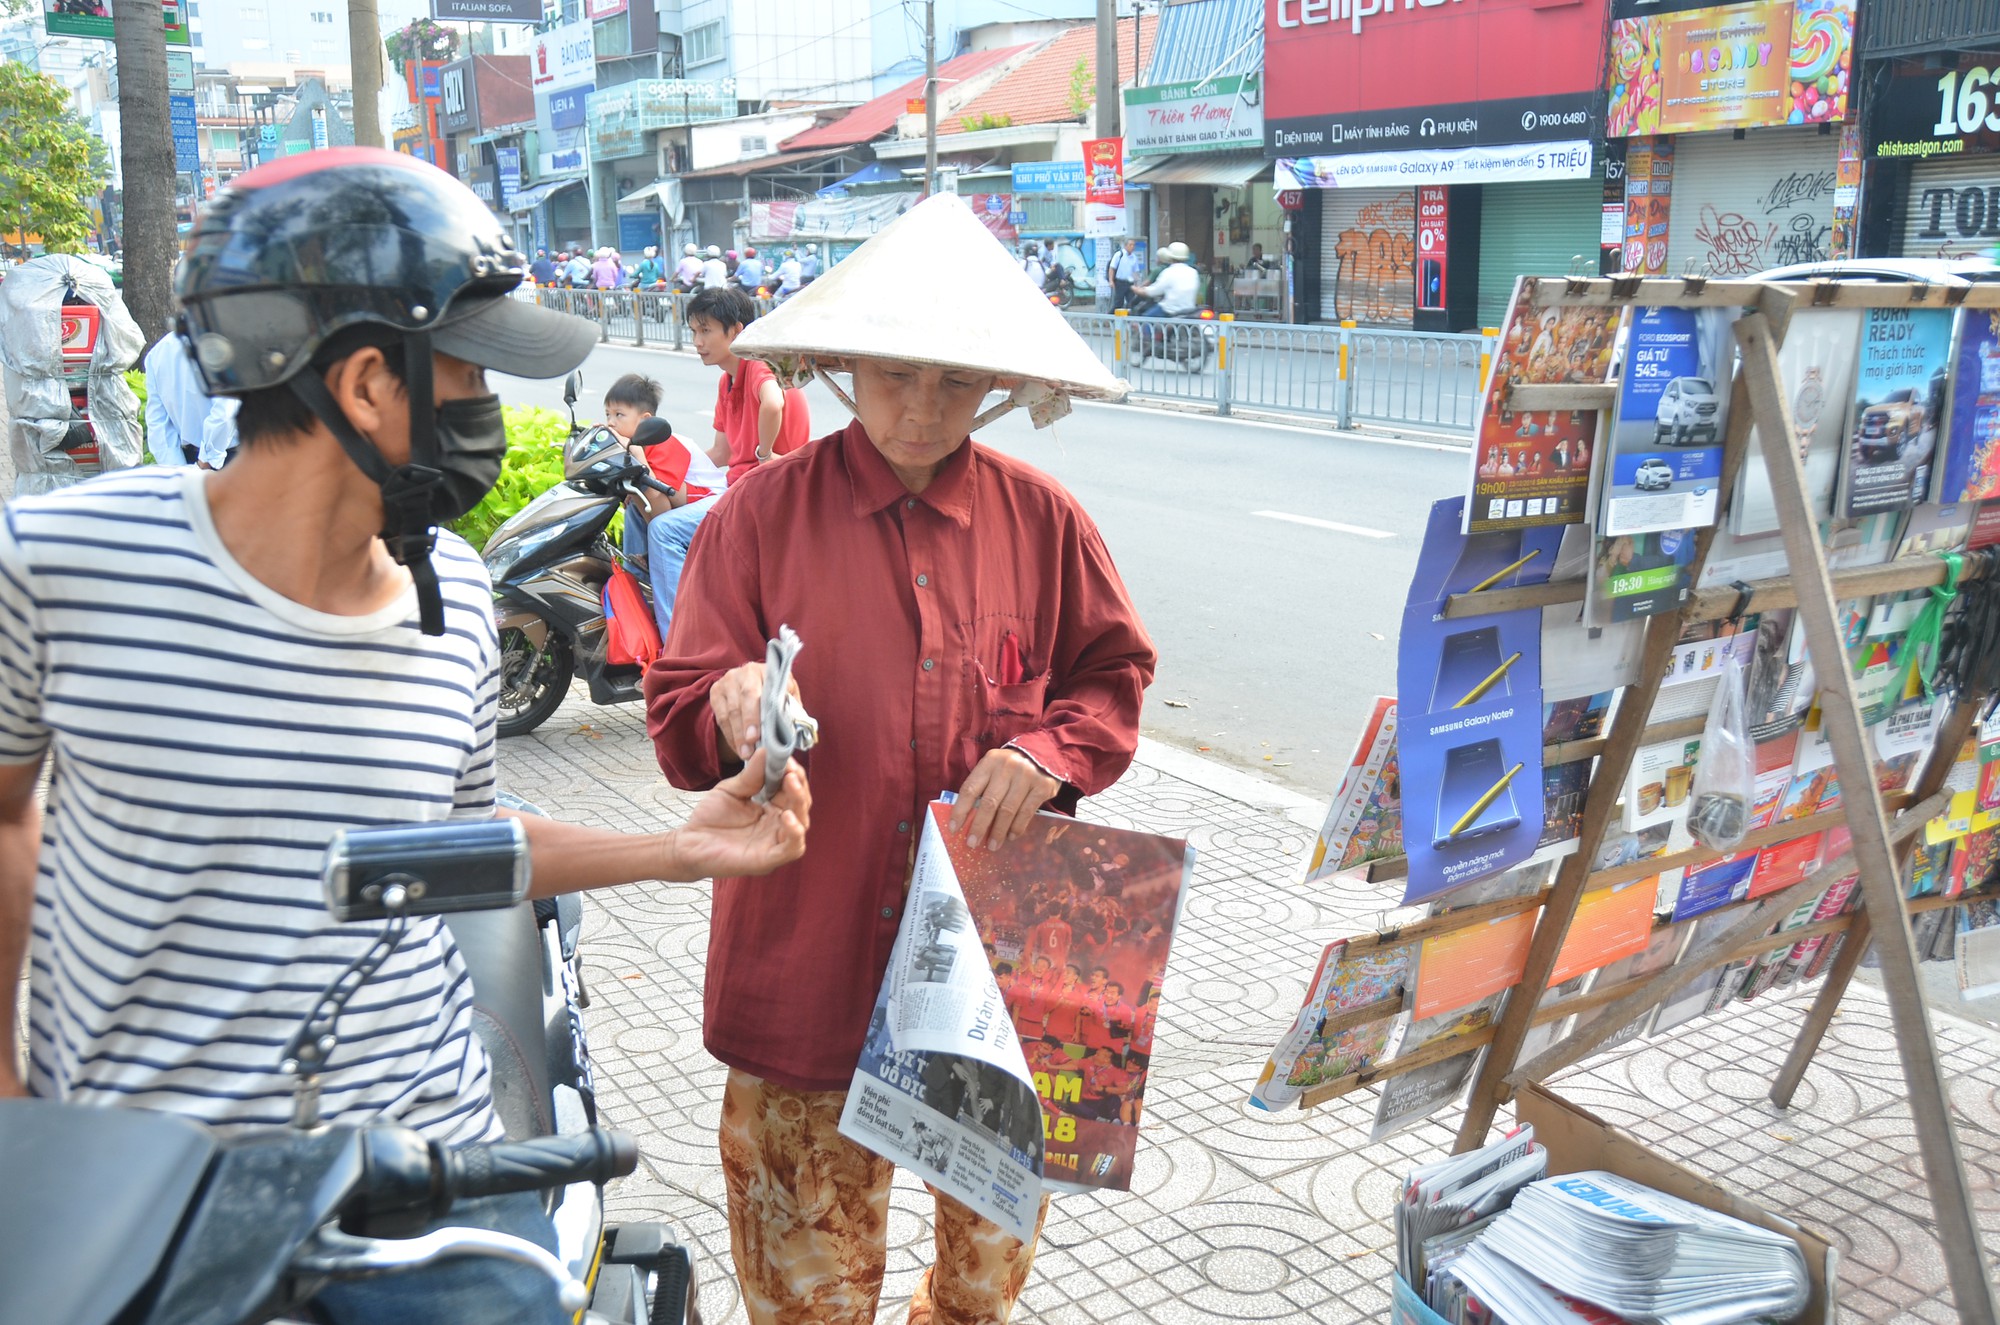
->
[[839, 803, 1192, 1237], [1445, 1171, 1811, 1325], [1394, 1125, 1547, 1286]]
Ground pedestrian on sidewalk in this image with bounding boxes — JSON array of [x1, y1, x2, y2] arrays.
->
[[1110, 238, 1143, 310], [142, 319, 239, 468], [644, 191, 1152, 1325]]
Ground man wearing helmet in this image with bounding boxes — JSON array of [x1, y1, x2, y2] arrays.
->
[[647, 194, 1154, 1325], [0, 150, 812, 1323], [675, 242, 703, 292], [701, 244, 729, 290], [734, 246, 763, 291]]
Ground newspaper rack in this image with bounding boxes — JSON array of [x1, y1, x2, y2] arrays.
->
[[1297, 276, 2000, 1323]]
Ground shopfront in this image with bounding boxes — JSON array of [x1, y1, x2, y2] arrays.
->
[[1865, 48, 2000, 260], [1603, 0, 1857, 277], [1122, 72, 1274, 315], [1263, 0, 1603, 330]]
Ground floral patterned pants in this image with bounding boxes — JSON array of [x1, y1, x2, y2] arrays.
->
[[718, 1069, 1051, 1325]]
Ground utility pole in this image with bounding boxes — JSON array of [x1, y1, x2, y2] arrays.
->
[[923, 0, 937, 198], [346, 0, 383, 148], [1094, 0, 1117, 137]]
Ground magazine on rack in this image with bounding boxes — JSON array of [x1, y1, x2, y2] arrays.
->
[[840, 802, 1194, 1224]]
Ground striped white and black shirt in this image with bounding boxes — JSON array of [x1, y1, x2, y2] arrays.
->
[[4, 468, 504, 1143]]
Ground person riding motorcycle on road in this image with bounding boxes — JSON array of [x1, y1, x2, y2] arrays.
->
[[0, 147, 812, 1325], [674, 243, 703, 292], [564, 250, 592, 288], [633, 245, 665, 289], [1132, 241, 1200, 317]]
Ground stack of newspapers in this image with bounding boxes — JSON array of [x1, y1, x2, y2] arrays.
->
[[1396, 1128, 1547, 1290], [1438, 1170, 1812, 1325]]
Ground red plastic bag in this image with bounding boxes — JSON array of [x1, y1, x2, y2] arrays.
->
[[602, 567, 662, 667]]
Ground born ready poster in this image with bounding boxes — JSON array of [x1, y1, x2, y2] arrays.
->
[[1836, 307, 1955, 518]]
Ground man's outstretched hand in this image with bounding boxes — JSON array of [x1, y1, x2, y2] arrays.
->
[[674, 749, 811, 879]]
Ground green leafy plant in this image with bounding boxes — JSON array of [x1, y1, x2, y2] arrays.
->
[[1066, 59, 1095, 119], [452, 405, 571, 552], [962, 112, 1013, 132], [0, 62, 108, 254], [126, 368, 154, 462]]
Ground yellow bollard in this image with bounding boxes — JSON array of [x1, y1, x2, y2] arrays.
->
[[1338, 318, 1356, 380], [1217, 312, 1233, 370], [1114, 307, 1128, 363], [1481, 326, 1499, 386]]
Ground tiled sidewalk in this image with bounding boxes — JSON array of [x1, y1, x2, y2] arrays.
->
[[498, 694, 2000, 1323]]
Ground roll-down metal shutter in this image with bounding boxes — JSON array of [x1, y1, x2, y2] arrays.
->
[[1476, 171, 1605, 327], [1317, 186, 1415, 327], [1665, 127, 1839, 278], [1901, 155, 2000, 260]]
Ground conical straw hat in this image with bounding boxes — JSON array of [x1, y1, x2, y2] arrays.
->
[[731, 192, 1128, 427]]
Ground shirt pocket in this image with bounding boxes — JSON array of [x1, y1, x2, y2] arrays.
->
[[956, 616, 1049, 775]]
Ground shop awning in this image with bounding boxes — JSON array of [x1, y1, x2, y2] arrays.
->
[[818, 161, 904, 196], [679, 149, 839, 180], [618, 178, 686, 225], [507, 178, 584, 214], [1125, 151, 1269, 188]]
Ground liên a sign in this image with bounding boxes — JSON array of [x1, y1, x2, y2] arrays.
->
[[1124, 73, 1263, 156]]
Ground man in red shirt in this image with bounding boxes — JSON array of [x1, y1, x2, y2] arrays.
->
[[645, 194, 1147, 1325], [688, 285, 809, 485]]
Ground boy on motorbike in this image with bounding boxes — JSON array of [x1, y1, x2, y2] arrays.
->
[[0, 149, 811, 1325]]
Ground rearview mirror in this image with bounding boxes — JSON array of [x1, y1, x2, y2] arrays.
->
[[563, 370, 582, 405], [323, 819, 530, 922]]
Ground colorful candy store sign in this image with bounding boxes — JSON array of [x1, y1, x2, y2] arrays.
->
[[1605, 0, 1854, 137]]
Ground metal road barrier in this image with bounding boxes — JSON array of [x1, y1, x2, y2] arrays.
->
[[520, 285, 1488, 440], [1060, 309, 1486, 438]]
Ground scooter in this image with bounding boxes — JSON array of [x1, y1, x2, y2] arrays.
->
[[486, 372, 677, 737], [0, 809, 699, 1325], [1042, 264, 1076, 310], [1128, 294, 1216, 373]]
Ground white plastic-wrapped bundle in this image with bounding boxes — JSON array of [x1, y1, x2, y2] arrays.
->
[[0, 255, 146, 496]]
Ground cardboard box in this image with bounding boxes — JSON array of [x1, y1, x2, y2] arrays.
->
[[1516, 1084, 1838, 1324]]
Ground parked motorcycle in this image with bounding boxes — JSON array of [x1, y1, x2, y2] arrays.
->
[[1127, 296, 1216, 373], [0, 811, 699, 1325], [486, 372, 676, 737]]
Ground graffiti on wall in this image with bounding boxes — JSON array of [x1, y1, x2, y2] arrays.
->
[[1690, 168, 1835, 276], [1330, 190, 1416, 325]]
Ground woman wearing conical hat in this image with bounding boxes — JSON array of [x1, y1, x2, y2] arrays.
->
[[645, 193, 1154, 1325]]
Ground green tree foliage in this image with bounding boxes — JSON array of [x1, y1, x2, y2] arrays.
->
[[0, 62, 107, 253], [1066, 58, 1095, 119]]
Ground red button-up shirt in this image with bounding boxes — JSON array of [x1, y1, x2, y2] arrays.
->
[[643, 419, 1156, 1090]]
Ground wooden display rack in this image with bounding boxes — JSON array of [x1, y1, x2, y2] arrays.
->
[[1295, 275, 2000, 1322]]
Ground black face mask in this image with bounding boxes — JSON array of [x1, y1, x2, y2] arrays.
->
[[430, 393, 507, 524]]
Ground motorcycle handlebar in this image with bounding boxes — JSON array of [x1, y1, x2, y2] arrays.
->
[[637, 475, 678, 498], [438, 1129, 638, 1202]]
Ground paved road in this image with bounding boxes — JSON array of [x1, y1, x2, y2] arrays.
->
[[493, 341, 1472, 797]]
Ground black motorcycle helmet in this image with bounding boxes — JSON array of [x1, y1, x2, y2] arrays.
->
[[174, 147, 598, 634]]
